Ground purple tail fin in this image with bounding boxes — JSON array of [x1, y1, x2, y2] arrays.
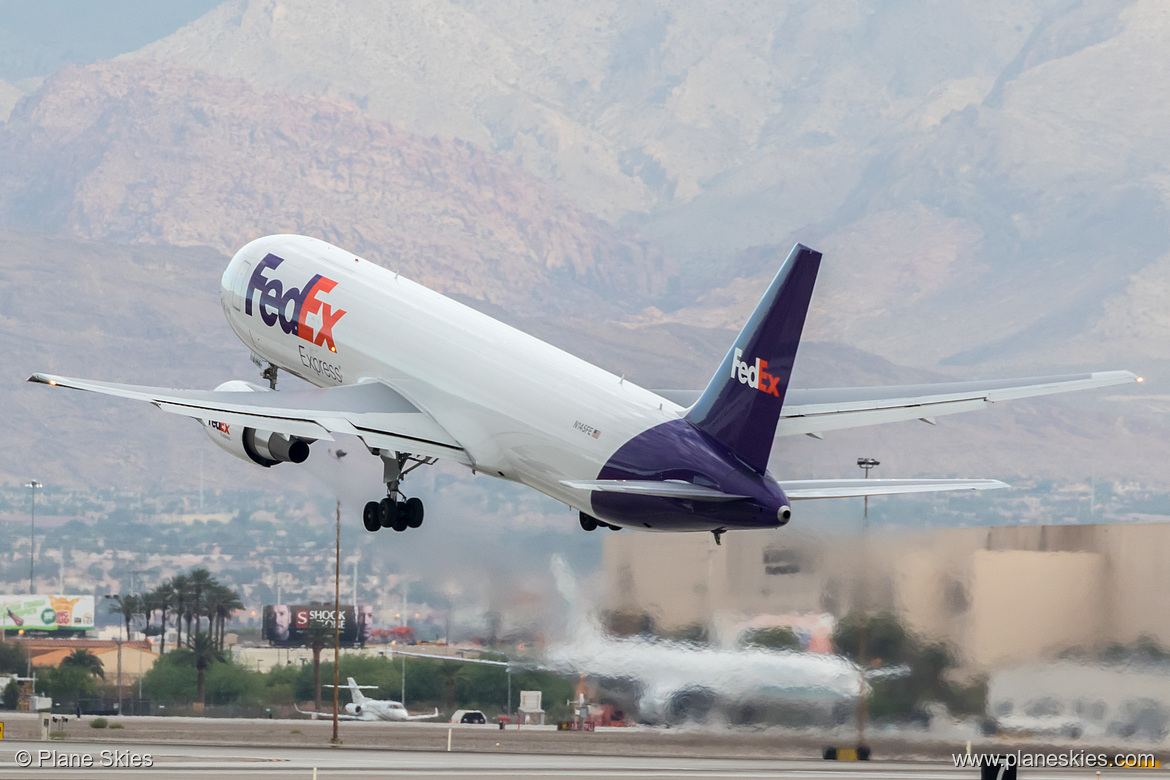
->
[[686, 243, 821, 473]]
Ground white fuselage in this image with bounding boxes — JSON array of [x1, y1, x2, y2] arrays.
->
[[346, 699, 411, 721], [219, 235, 682, 518]]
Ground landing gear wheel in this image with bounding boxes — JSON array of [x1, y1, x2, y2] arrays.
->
[[405, 497, 424, 528], [579, 513, 598, 532], [362, 502, 381, 533], [391, 501, 410, 532], [379, 497, 397, 529]]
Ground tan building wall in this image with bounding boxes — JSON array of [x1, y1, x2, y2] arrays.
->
[[604, 522, 1170, 670]]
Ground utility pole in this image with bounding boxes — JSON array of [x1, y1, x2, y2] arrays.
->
[[25, 481, 42, 594], [331, 499, 342, 746], [114, 635, 124, 716]]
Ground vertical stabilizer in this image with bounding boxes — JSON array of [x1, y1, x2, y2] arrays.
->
[[347, 676, 367, 704], [686, 243, 821, 473]]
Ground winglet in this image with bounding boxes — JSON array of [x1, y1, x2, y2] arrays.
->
[[687, 243, 821, 472]]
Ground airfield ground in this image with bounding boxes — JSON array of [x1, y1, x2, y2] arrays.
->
[[0, 711, 1161, 763]]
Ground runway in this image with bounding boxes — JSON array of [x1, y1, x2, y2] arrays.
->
[[0, 741, 1165, 779]]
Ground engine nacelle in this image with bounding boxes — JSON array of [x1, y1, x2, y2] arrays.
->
[[200, 380, 312, 467]]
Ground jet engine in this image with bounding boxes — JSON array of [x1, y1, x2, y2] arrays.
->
[[199, 380, 313, 467]]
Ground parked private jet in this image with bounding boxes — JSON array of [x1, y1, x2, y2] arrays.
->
[[30, 235, 1137, 541], [295, 677, 439, 722]]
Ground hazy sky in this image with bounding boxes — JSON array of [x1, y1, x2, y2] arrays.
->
[[0, 0, 221, 81]]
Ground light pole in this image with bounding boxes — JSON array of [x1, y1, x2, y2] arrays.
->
[[854, 457, 878, 750], [331, 499, 342, 746], [25, 481, 42, 594], [856, 458, 879, 522]]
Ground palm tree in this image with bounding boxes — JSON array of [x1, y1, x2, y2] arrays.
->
[[105, 594, 140, 639], [170, 574, 189, 647], [61, 649, 104, 679], [304, 621, 332, 711], [190, 631, 224, 714], [206, 584, 243, 651], [150, 581, 176, 654], [188, 569, 214, 641]]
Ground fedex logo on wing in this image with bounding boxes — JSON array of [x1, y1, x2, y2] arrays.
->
[[245, 254, 347, 352], [731, 347, 782, 397]]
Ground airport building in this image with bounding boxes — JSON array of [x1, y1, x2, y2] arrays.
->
[[603, 521, 1170, 670]]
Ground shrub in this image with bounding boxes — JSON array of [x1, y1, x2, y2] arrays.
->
[[90, 717, 109, 729]]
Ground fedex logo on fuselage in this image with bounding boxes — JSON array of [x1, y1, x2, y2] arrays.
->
[[245, 253, 347, 352], [731, 347, 782, 397]]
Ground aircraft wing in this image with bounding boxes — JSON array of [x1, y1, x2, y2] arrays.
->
[[293, 704, 367, 720], [657, 371, 1138, 438], [405, 708, 441, 721], [778, 478, 1007, 500], [27, 373, 471, 465]]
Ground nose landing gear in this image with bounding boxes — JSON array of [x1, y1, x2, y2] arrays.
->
[[363, 452, 433, 533]]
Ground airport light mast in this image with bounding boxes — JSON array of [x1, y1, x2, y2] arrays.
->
[[856, 458, 879, 521], [331, 497, 342, 746], [25, 480, 42, 594], [854, 457, 879, 753]]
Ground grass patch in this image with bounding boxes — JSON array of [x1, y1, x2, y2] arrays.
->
[[109, 723, 124, 729]]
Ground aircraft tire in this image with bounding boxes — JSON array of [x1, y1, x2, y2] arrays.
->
[[579, 513, 598, 532], [391, 502, 410, 532], [379, 497, 397, 528], [362, 501, 381, 533], [405, 497, 424, 528]]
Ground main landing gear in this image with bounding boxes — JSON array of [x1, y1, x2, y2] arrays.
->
[[579, 512, 621, 532], [363, 452, 434, 533]]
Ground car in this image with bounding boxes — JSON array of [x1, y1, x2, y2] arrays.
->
[[449, 709, 487, 724]]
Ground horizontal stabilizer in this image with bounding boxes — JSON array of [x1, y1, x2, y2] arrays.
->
[[560, 479, 748, 502], [392, 649, 510, 667], [779, 478, 1008, 500]]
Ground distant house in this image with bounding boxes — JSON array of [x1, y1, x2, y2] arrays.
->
[[16, 638, 158, 683]]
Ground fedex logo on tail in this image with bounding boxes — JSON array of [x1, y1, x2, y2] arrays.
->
[[245, 254, 347, 352], [732, 348, 782, 397]]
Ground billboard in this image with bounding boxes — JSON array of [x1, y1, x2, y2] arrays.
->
[[263, 604, 369, 646], [0, 594, 96, 631]]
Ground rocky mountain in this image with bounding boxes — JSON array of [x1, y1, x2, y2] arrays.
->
[[125, 0, 1170, 377], [0, 61, 673, 316], [2, 2, 1168, 498], [4, 228, 1161, 497], [0, 79, 22, 121]]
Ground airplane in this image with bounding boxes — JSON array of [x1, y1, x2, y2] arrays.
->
[[294, 676, 440, 721], [393, 558, 908, 726], [29, 234, 1139, 542]]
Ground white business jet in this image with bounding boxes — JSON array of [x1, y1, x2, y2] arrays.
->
[[295, 677, 439, 721], [30, 235, 1137, 542]]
